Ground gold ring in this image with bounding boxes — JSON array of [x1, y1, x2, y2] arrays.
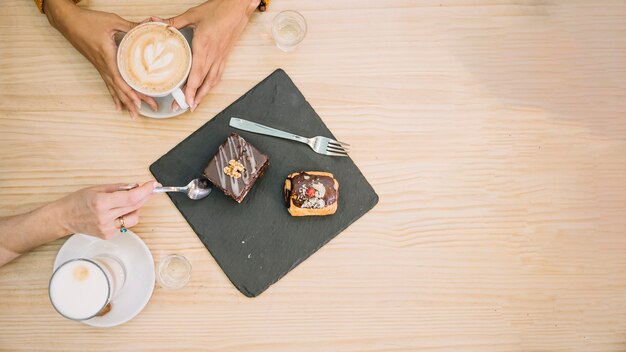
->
[[118, 216, 127, 233]]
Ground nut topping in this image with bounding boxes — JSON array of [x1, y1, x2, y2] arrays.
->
[[223, 159, 245, 178]]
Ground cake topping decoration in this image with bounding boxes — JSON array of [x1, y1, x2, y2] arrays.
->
[[311, 182, 326, 198], [223, 159, 245, 179], [297, 181, 328, 209]]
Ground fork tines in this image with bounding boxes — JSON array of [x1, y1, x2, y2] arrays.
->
[[327, 140, 350, 156]]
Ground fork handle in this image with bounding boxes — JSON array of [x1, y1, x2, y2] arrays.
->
[[229, 118, 309, 144]]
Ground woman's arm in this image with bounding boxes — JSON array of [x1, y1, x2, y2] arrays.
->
[[0, 201, 67, 266], [0, 181, 158, 267]]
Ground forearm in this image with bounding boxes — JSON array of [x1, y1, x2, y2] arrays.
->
[[0, 201, 69, 267]]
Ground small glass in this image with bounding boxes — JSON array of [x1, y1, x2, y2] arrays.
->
[[272, 10, 307, 52], [156, 254, 192, 289]]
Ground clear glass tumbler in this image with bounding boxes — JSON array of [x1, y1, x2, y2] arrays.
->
[[272, 10, 307, 52], [156, 254, 192, 289]]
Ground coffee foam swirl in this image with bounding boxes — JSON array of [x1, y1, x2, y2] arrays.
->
[[119, 24, 190, 94]]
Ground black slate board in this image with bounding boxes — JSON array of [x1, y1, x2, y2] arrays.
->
[[149, 69, 378, 297]]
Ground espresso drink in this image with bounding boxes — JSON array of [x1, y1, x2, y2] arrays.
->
[[49, 257, 126, 320], [118, 23, 190, 95]]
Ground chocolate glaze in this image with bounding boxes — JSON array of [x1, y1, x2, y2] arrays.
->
[[203, 133, 269, 203], [287, 172, 337, 209]]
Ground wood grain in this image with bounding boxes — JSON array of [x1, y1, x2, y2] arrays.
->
[[1, 0, 625, 351]]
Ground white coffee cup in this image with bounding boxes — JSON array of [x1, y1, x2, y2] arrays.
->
[[117, 22, 191, 110], [49, 255, 126, 321]]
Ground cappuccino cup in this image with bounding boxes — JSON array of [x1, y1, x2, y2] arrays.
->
[[117, 22, 191, 110], [49, 255, 126, 321]]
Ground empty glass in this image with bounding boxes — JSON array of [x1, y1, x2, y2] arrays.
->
[[156, 254, 192, 289], [272, 10, 307, 52]]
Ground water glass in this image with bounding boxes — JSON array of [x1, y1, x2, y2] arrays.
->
[[157, 254, 192, 289], [272, 10, 307, 52]]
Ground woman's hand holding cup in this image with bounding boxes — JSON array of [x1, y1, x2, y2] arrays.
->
[[44, 0, 158, 119], [159, 0, 260, 112]]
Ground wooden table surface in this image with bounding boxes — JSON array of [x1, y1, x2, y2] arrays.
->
[[1, 0, 625, 351]]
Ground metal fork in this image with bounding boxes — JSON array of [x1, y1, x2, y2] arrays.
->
[[229, 118, 349, 157]]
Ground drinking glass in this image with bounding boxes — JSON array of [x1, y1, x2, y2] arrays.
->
[[156, 254, 192, 289], [49, 255, 126, 321], [272, 10, 307, 52]]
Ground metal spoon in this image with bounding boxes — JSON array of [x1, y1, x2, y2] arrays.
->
[[153, 178, 211, 200]]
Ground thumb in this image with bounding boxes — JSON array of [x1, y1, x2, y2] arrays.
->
[[112, 14, 137, 33], [123, 180, 159, 203], [109, 181, 159, 215], [166, 10, 194, 29], [108, 180, 159, 209], [139, 17, 157, 25], [89, 183, 138, 193], [148, 16, 168, 24]]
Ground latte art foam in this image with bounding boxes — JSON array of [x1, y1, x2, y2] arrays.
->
[[118, 23, 190, 94]]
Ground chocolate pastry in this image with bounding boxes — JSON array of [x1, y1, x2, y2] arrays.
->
[[284, 171, 338, 216], [203, 133, 269, 203]]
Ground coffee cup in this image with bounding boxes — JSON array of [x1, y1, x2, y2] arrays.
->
[[49, 255, 126, 321], [117, 22, 192, 111]]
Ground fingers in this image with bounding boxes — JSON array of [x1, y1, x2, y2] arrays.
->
[[171, 93, 181, 112], [136, 91, 159, 112], [90, 183, 134, 193], [104, 82, 122, 111], [166, 11, 194, 29], [184, 78, 199, 112], [112, 94, 122, 112], [103, 49, 141, 119], [98, 209, 140, 240], [108, 181, 158, 209], [185, 61, 205, 111], [194, 60, 224, 107], [169, 11, 199, 111], [119, 209, 140, 228], [87, 182, 153, 240], [114, 87, 139, 119], [110, 190, 152, 219], [186, 41, 211, 111], [113, 76, 142, 119], [100, 72, 123, 112], [89, 183, 134, 193], [193, 73, 214, 109]]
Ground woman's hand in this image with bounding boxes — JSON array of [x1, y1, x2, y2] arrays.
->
[[57, 181, 159, 239], [44, 0, 158, 118], [163, 0, 260, 112], [0, 181, 158, 266]]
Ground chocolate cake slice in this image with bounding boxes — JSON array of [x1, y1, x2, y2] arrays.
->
[[203, 133, 269, 203]]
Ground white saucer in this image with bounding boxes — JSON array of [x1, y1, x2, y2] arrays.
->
[[139, 93, 188, 119], [53, 231, 155, 328], [115, 27, 194, 119]]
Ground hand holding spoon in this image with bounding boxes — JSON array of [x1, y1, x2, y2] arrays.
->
[[153, 178, 211, 200]]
